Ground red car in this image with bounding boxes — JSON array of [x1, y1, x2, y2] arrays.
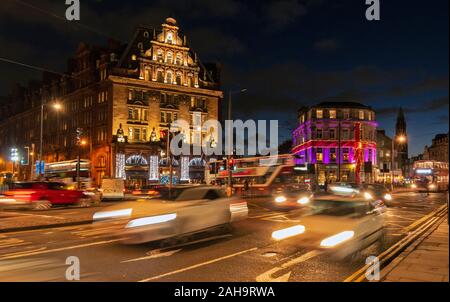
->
[[1, 181, 92, 210]]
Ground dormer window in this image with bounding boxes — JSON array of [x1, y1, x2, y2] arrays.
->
[[166, 32, 173, 44]]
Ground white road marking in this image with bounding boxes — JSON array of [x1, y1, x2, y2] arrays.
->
[[122, 249, 183, 263], [256, 250, 323, 282], [0, 239, 121, 260], [138, 247, 258, 282]]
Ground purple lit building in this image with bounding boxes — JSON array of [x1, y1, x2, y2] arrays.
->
[[292, 102, 378, 184]]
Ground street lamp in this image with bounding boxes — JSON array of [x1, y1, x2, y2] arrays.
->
[[227, 88, 247, 196], [391, 134, 407, 186], [38, 100, 62, 178]]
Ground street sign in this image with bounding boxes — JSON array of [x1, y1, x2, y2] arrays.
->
[[35, 160, 45, 175]]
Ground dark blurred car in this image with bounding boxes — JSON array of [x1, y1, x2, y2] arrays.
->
[[360, 183, 392, 204], [0, 181, 92, 210], [271, 184, 314, 210]]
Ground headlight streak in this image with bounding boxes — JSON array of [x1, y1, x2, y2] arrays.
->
[[297, 197, 310, 205], [125, 213, 177, 228], [271, 225, 305, 240], [275, 196, 287, 203], [364, 192, 373, 200], [93, 208, 132, 220], [384, 193, 392, 201], [320, 231, 355, 247]]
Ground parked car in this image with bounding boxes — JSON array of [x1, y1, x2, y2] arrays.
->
[[0, 181, 93, 210], [92, 186, 248, 244]]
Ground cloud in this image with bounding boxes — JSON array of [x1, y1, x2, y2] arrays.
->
[[386, 76, 449, 98], [264, 0, 307, 31], [376, 96, 449, 117], [313, 38, 340, 51], [187, 27, 246, 59]]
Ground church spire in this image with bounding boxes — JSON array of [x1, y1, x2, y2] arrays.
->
[[395, 107, 407, 136]]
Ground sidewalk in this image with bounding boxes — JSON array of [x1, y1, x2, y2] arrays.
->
[[0, 202, 119, 233], [382, 219, 449, 282]]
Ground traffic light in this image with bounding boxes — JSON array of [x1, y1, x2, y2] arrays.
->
[[20, 147, 30, 165], [10, 148, 19, 162], [76, 128, 83, 145], [228, 158, 234, 170]]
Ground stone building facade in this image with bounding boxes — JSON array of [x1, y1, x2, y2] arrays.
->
[[0, 17, 223, 186]]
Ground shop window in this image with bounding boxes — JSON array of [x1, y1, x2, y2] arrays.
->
[[316, 148, 323, 163], [343, 148, 350, 162], [330, 148, 337, 162]]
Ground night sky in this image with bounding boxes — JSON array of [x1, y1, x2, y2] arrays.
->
[[0, 0, 448, 157]]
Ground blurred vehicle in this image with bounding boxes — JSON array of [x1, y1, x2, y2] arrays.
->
[[0, 181, 92, 210], [328, 182, 360, 197], [412, 160, 449, 192], [129, 184, 163, 197], [100, 178, 124, 201], [92, 186, 248, 244], [360, 183, 392, 204], [272, 195, 386, 260], [214, 155, 309, 197], [271, 184, 314, 210]]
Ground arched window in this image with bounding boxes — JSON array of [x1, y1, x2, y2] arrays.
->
[[175, 53, 182, 65], [166, 71, 173, 84], [157, 49, 163, 62], [187, 74, 193, 87], [176, 73, 182, 85], [166, 52, 173, 64], [157, 70, 164, 82]]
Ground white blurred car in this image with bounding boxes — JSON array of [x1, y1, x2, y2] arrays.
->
[[92, 186, 248, 244], [272, 195, 386, 259]]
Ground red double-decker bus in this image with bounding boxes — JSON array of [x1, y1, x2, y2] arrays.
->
[[214, 154, 313, 197], [413, 160, 449, 191]]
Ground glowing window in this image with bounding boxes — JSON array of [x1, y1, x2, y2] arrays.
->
[[329, 110, 336, 119], [316, 110, 323, 119]]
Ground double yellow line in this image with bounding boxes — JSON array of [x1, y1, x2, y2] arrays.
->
[[344, 204, 448, 282]]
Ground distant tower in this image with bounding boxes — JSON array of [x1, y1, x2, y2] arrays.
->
[[395, 107, 408, 176]]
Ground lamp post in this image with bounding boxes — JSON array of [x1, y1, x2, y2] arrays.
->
[[227, 88, 246, 196], [38, 101, 62, 178], [391, 134, 406, 188]]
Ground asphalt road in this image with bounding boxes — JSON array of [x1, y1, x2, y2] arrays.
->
[[0, 192, 446, 282]]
